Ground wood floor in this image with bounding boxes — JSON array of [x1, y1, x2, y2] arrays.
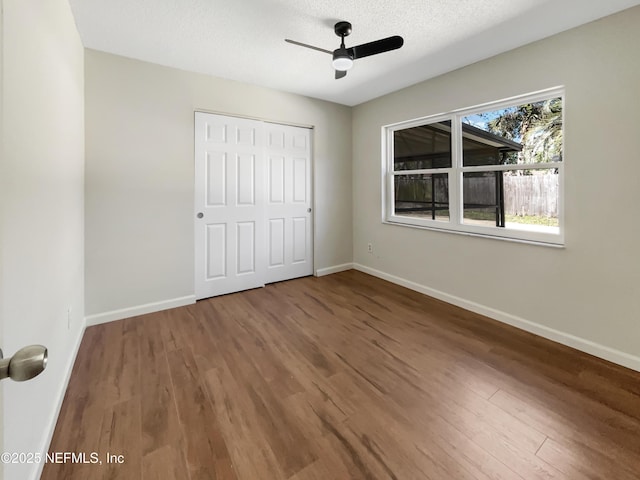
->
[[42, 270, 640, 480]]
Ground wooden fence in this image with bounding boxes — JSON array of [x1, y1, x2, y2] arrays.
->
[[504, 174, 558, 217], [462, 174, 558, 217], [396, 173, 559, 218]]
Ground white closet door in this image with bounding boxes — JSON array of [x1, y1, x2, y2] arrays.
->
[[264, 123, 313, 283], [194, 112, 266, 299]]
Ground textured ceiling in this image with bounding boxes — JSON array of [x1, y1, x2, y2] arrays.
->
[[69, 0, 640, 106]]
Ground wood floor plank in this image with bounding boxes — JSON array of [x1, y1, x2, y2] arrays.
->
[[43, 271, 640, 480], [203, 364, 288, 480], [137, 316, 184, 456], [97, 321, 140, 406], [211, 334, 318, 477], [490, 387, 640, 474], [142, 445, 189, 480], [306, 410, 401, 480], [328, 369, 525, 480], [283, 378, 353, 440], [97, 397, 143, 480], [40, 388, 105, 480], [536, 436, 640, 480], [333, 338, 547, 460], [287, 458, 340, 480], [167, 348, 236, 480], [214, 298, 307, 398]]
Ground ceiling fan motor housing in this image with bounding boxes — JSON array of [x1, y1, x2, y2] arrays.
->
[[334, 21, 352, 37]]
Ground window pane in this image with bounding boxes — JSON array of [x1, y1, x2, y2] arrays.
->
[[394, 174, 449, 221], [394, 121, 451, 170], [462, 97, 563, 166], [462, 169, 559, 234]]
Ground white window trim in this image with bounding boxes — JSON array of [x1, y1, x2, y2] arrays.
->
[[382, 87, 565, 246]]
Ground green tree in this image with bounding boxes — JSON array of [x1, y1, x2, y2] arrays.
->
[[485, 97, 563, 167]]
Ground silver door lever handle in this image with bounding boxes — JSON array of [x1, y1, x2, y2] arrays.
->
[[0, 345, 48, 382]]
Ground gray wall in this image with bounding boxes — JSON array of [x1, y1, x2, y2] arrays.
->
[[0, 1, 85, 479], [84, 50, 352, 317], [352, 7, 640, 361]]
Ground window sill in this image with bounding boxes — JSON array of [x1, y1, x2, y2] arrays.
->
[[382, 219, 565, 248]]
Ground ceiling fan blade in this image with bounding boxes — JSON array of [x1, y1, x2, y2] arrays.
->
[[335, 70, 347, 80], [285, 39, 332, 55], [349, 35, 404, 60]]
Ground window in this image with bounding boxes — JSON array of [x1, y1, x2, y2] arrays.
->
[[384, 88, 564, 245]]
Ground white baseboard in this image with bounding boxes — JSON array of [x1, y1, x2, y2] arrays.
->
[[315, 263, 354, 277], [353, 263, 640, 373], [85, 295, 196, 326], [33, 316, 87, 480]]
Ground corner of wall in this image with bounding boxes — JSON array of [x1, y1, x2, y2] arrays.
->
[[32, 318, 86, 480]]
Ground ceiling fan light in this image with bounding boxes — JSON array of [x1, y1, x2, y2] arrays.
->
[[332, 50, 353, 71]]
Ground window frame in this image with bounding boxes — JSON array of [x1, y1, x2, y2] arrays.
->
[[382, 87, 565, 246]]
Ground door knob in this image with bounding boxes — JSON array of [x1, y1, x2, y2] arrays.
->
[[307, 208, 312, 213], [0, 345, 48, 382], [197, 212, 204, 219]]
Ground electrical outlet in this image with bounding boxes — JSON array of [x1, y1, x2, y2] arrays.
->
[[367, 243, 373, 253], [67, 307, 72, 330]]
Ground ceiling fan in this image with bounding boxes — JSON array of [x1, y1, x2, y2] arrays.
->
[[285, 21, 404, 79]]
